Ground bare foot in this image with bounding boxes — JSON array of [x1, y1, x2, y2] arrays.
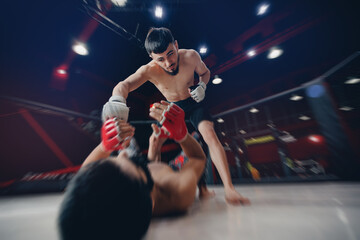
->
[[199, 185, 216, 199], [225, 188, 251, 205]]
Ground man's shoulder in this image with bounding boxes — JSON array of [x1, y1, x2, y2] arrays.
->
[[137, 61, 159, 75], [179, 49, 200, 63], [179, 49, 198, 56]]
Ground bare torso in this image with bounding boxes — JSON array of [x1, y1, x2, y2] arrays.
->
[[148, 162, 196, 216], [147, 49, 196, 102]]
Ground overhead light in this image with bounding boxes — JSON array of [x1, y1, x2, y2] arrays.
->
[[217, 118, 224, 123], [267, 47, 283, 59], [308, 135, 321, 143], [239, 129, 246, 134], [339, 106, 354, 111], [111, 0, 127, 7], [345, 78, 360, 84], [299, 115, 311, 121], [249, 107, 259, 113], [57, 69, 67, 75], [212, 75, 222, 84], [199, 47, 207, 54], [279, 134, 297, 143], [54, 65, 68, 80], [72, 42, 89, 56], [290, 94, 303, 101], [308, 135, 324, 144], [221, 132, 226, 136], [247, 49, 256, 57], [257, 3, 270, 16], [155, 6, 163, 18]]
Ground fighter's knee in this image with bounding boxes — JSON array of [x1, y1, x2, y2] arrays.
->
[[198, 122, 218, 145]]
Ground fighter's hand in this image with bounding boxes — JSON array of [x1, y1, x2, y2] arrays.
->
[[102, 95, 130, 122], [101, 118, 135, 152], [188, 81, 206, 103], [149, 101, 188, 142], [149, 123, 168, 149]]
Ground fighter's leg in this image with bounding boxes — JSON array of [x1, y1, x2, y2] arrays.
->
[[198, 120, 250, 205]]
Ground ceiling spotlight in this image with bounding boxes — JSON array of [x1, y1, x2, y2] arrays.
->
[[57, 69, 67, 75], [247, 49, 256, 57], [308, 135, 324, 144], [54, 65, 68, 80], [212, 75, 222, 84], [345, 78, 360, 84], [339, 106, 354, 111], [72, 42, 89, 56], [299, 115, 311, 121], [155, 6, 163, 18], [308, 135, 320, 143], [290, 94, 303, 101], [257, 3, 270, 16], [217, 118, 224, 123], [111, 0, 127, 7], [239, 130, 247, 134], [199, 47, 207, 54], [249, 107, 259, 113], [267, 47, 283, 59]]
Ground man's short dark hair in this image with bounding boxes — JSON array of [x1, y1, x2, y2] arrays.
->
[[145, 27, 175, 55], [58, 159, 152, 240]]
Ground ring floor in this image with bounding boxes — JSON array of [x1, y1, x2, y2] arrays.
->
[[0, 182, 359, 240]]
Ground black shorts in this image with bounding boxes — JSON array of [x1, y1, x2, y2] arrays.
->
[[172, 97, 213, 131]]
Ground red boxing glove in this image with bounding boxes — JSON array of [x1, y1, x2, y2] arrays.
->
[[154, 127, 170, 139], [160, 103, 188, 142], [101, 118, 123, 152]]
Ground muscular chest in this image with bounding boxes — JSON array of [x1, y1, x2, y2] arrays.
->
[[153, 63, 195, 91]]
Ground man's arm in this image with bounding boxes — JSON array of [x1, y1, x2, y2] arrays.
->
[[112, 65, 150, 99], [188, 50, 210, 103], [147, 124, 167, 162], [82, 144, 112, 167], [102, 65, 150, 122], [149, 101, 206, 178], [82, 119, 135, 167], [177, 133, 206, 180], [192, 50, 210, 85]]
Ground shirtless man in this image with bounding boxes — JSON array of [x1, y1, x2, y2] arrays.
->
[[58, 102, 212, 239], [102, 27, 247, 204]]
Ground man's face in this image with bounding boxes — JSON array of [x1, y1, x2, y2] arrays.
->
[[151, 41, 179, 76]]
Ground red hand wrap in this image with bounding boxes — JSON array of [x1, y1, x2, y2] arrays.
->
[[101, 118, 123, 152], [161, 104, 188, 142], [154, 127, 170, 139]]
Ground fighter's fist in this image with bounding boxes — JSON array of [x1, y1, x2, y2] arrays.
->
[[149, 101, 188, 142], [102, 96, 129, 122], [101, 118, 134, 152], [189, 81, 206, 103]]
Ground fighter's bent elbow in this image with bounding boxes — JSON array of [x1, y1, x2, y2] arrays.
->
[[112, 81, 130, 98]]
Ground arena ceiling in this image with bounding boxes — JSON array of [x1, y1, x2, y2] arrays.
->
[[1, 0, 359, 120]]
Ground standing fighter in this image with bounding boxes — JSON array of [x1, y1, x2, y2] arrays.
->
[[102, 27, 248, 204]]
